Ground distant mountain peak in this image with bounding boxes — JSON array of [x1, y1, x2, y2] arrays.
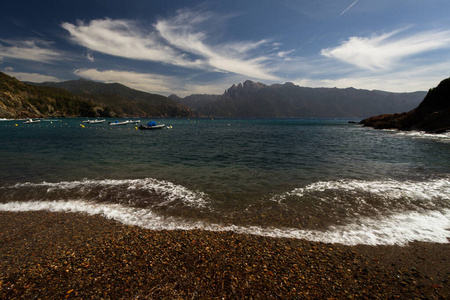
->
[[196, 80, 426, 118], [226, 80, 266, 98]]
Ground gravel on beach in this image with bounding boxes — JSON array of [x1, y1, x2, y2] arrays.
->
[[0, 211, 449, 299]]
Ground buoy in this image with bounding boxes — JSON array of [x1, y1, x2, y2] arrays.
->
[[15, 124, 18, 126], [135, 127, 138, 130]]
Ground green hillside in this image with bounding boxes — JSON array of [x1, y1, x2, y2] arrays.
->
[[0, 72, 96, 118], [0, 72, 195, 118]]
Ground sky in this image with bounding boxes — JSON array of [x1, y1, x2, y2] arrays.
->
[[1, 0, 450, 97]]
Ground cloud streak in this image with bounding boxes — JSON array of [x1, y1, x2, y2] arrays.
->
[[62, 10, 279, 81], [62, 18, 202, 68], [73, 68, 231, 96], [74, 68, 177, 95], [4, 71, 60, 83], [339, 0, 359, 16], [0, 39, 64, 63], [321, 29, 450, 70]]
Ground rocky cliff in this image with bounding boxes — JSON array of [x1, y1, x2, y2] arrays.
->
[[194, 80, 425, 118], [360, 77, 450, 133]]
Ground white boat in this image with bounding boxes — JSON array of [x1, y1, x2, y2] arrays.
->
[[24, 119, 41, 124], [86, 119, 105, 124], [108, 120, 129, 126], [127, 119, 140, 124]]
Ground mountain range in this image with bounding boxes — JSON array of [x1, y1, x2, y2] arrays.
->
[[0, 72, 194, 118], [1, 71, 427, 119], [34, 79, 195, 118], [0, 72, 97, 118], [171, 80, 426, 118]]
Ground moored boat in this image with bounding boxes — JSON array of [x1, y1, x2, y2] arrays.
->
[[109, 120, 129, 126], [24, 119, 41, 124], [87, 119, 105, 124], [138, 121, 165, 130]]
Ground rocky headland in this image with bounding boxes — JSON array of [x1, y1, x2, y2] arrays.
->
[[360, 77, 450, 133]]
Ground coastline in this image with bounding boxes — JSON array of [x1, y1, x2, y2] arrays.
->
[[1, 211, 448, 299]]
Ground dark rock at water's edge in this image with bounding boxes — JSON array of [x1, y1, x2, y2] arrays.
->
[[360, 77, 450, 133]]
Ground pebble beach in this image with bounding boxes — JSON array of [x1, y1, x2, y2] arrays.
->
[[0, 211, 448, 299]]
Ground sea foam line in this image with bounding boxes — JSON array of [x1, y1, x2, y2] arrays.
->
[[289, 179, 450, 200], [9, 178, 208, 208], [382, 129, 450, 143], [0, 200, 448, 246]]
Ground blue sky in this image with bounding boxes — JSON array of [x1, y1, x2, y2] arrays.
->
[[1, 0, 450, 96]]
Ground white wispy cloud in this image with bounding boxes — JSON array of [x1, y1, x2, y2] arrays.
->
[[155, 9, 278, 80], [321, 29, 450, 70], [292, 59, 450, 93], [62, 10, 279, 81], [85, 50, 94, 62], [4, 71, 60, 83], [73, 68, 242, 97], [339, 0, 359, 16], [0, 39, 64, 63], [62, 18, 202, 68], [74, 68, 177, 95], [277, 49, 295, 58]]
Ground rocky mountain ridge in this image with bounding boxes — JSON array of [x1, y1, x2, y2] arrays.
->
[[174, 80, 426, 118], [1, 71, 428, 119]]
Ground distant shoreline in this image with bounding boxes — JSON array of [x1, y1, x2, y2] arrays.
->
[[1, 211, 448, 299]]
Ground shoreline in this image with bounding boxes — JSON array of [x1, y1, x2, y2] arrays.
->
[[1, 211, 448, 299]]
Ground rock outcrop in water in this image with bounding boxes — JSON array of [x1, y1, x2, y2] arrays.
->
[[360, 77, 450, 133]]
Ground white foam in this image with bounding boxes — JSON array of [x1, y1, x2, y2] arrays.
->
[[393, 130, 450, 143], [276, 178, 450, 208], [0, 200, 448, 246], [10, 178, 208, 208]]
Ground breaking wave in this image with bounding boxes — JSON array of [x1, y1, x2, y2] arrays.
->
[[6, 178, 208, 207], [0, 200, 448, 246], [0, 177, 449, 246]]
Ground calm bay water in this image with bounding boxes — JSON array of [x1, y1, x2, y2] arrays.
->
[[1, 118, 449, 245]]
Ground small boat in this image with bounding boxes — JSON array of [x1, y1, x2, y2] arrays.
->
[[86, 119, 105, 124], [24, 118, 41, 124], [127, 119, 140, 124], [138, 121, 165, 130], [109, 120, 129, 126]]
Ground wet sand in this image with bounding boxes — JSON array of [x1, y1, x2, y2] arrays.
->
[[0, 211, 448, 299]]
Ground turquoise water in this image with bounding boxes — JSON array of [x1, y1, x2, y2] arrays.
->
[[1, 118, 449, 245]]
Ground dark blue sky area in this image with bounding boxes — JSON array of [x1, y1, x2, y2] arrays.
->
[[1, 0, 450, 96]]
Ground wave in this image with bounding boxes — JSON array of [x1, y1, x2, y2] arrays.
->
[[383, 129, 450, 143], [271, 178, 450, 217], [1, 177, 449, 245], [4, 178, 209, 209], [0, 200, 448, 246]]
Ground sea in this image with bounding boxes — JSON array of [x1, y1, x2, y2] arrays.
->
[[1, 118, 449, 246]]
